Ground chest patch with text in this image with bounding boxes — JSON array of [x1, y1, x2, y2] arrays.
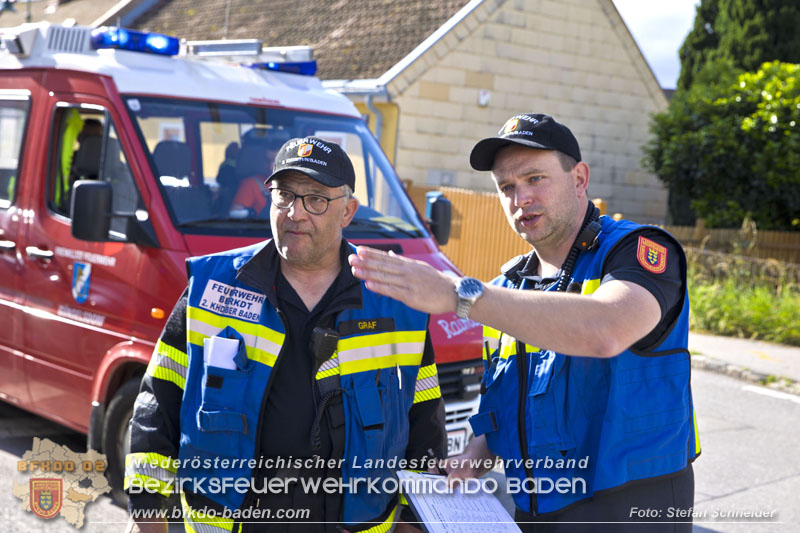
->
[[199, 281, 264, 322], [338, 318, 395, 336]]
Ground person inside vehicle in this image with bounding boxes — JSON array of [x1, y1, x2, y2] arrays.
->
[[228, 136, 284, 217]]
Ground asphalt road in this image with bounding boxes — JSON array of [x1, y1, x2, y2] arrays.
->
[[0, 368, 796, 532]]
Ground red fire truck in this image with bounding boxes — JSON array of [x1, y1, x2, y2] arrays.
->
[[0, 23, 483, 502]]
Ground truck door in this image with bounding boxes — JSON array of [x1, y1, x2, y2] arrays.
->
[[0, 90, 32, 404], [19, 100, 146, 430]]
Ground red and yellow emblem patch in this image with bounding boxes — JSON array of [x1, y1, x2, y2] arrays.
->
[[503, 118, 519, 134], [297, 143, 313, 157], [30, 478, 62, 519], [636, 236, 667, 274]]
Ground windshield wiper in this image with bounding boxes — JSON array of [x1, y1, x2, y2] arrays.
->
[[346, 218, 423, 239]]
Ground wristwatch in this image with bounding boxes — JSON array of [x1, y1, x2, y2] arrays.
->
[[455, 277, 484, 319]]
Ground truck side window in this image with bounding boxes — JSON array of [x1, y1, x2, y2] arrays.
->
[[49, 107, 141, 237], [49, 108, 105, 215], [0, 98, 30, 209]]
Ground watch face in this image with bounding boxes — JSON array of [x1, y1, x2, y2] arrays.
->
[[458, 277, 483, 298]]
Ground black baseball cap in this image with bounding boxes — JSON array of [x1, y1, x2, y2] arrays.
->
[[266, 136, 356, 189], [469, 113, 582, 171]]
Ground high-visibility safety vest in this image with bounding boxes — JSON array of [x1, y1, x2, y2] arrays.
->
[[56, 108, 84, 207], [178, 242, 433, 531], [469, 217, 700, 516]]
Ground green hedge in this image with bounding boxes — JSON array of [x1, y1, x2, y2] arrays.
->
[[689, 269, 800, 346]]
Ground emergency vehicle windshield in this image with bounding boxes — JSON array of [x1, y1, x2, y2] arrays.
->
[[125, 96, 426, 239]]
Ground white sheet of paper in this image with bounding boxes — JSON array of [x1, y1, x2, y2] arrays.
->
[[396, 470, 520, 533], [203, 336, 239, 370]]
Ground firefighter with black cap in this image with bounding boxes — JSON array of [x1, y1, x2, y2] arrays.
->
[[349, 114, 699, 532], [126, 137, 446, 533]]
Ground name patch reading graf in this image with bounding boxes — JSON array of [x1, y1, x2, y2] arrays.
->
[[338, 318, 395, 336], [200, 281, 265, 322]]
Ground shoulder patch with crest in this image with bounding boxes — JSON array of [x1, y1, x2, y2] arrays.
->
[[636, 235, 667, 274]]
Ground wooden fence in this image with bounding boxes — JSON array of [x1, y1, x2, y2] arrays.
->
[[662, 221, 800, 264], [685, 247, 800, 292], [406, 184, 800, 279], [407, 184, 529, 280]]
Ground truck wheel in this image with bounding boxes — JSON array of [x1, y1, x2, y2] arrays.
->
[[103, 378, 141, 506]]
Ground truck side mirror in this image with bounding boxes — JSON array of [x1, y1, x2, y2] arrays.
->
[[70, 180, 159, 247], [71, 180, 112, 241], [425, 191, 451, 246]]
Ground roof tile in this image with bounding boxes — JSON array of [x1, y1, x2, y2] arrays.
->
[[132, 0, 469, 79]]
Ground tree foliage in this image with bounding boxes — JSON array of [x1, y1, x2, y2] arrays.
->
[[677, 0, 800, 91], [644, 60, 800, 230]]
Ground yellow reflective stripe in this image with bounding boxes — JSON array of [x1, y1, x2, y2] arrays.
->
[[581, 278, 601, 295], [415, 376, 439, 393], [182, 492, 234, 532], [413, 385, 442, 404], [187, 306, 282, 367], [126, 452, 178, 474], [124, 473, 174, 497], [146, 341, 188, 389], [337, 331, 425, 374], [339, 353, 422, 375], [338, 330, 426, 352], [315, 355, 340, 380], [157, 340, 188, 366], [124, 453, 177, 498], [188, 328, 277, 368], [693, 409, 701, 455], [499, 337, 516, 360], [188, 306, 284, 346], [497, 334, 539, 360], [483, 326, 501, 355], [414, 368, 441, 403], [483, 326, 501, 339], [151, 365, 186, 390], [360, 504, 397, 533], [316, 368, 339, 380], [417, 363, 437, 380]]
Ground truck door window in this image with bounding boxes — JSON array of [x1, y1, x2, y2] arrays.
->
[[0, 97, 30, 209], [48, 107, 141, 237], [49, 108, 105, 215]]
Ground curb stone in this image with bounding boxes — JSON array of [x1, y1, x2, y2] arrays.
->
[[691, 354, 800, 397]]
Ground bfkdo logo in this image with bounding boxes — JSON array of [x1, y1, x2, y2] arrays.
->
[[297, 143, 313, 157], [30, 478, 62, 519]]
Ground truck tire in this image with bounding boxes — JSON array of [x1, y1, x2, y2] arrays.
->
[[103, 378, 141, 506]]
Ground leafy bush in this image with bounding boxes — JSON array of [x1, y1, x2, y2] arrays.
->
[[644, 60, 800, 230]]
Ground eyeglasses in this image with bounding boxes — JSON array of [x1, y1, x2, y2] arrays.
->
[[269, 187, 348, 215]]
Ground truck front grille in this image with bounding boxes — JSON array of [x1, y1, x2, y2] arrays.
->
[[437, 359, 483, 402]]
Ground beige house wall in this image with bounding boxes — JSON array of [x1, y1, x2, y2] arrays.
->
[[388, 0, 669, 224]]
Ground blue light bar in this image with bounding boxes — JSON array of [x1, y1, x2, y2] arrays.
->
[[249, 60, 317, 76], [90, 27, 180, 56]]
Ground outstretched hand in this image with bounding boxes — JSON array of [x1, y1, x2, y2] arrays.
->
[[348, 246, 457, 315]]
